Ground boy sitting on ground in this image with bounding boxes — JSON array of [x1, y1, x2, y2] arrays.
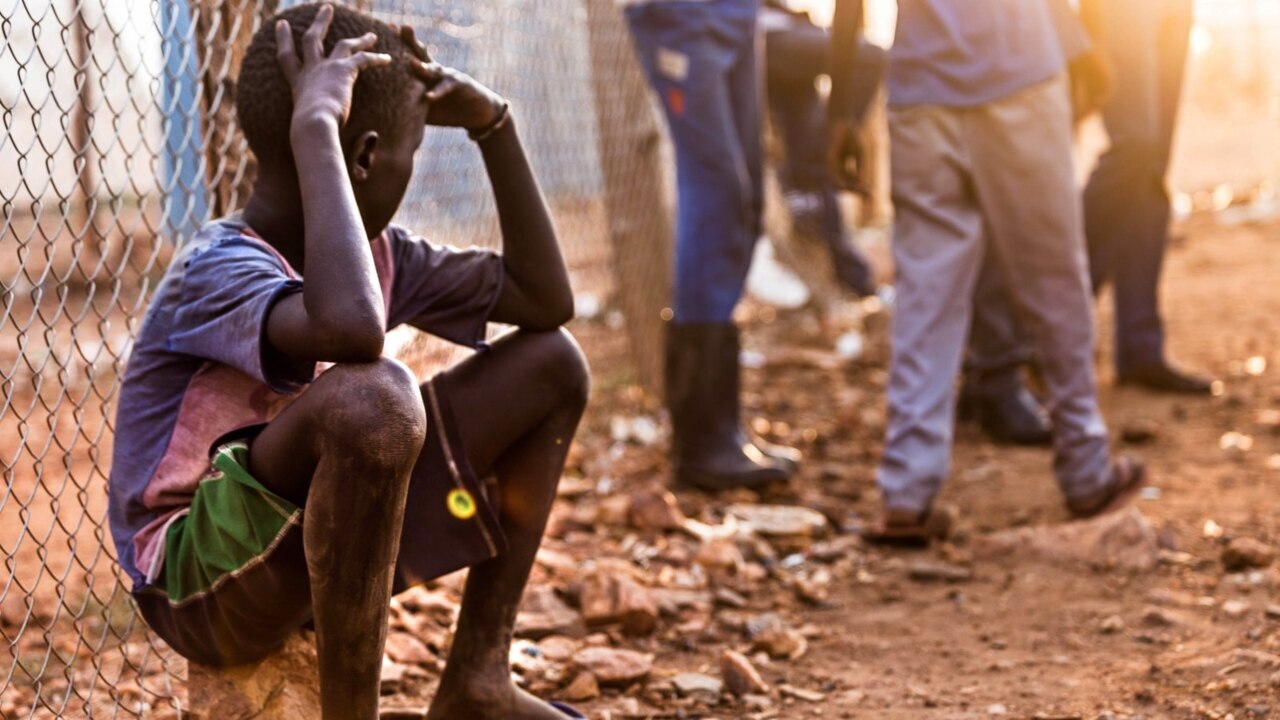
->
[[108, 4, 589, 718]]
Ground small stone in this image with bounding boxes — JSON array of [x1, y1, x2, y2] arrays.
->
[[720, 650, 768, 696], [384, 632, 434, 667], [1222, 600, 1251, 619], [1099, 615, 1125, 635], [725, 504, 829, 537], [380, 659, 410, 694], [752, 626, 808, 660], [778, 684, 826, 702], [379, 709, 428, 720], [988, 703, 1009, 715], [561, 671, 600, 702], [1266, 605, 1280, 620], [572, 647, 653, 686], [695, 537, 744, 570], [1120, 420, 1159, 445], [714, 587, 748, 609], [1222, 538, 1275, 572], [579, 572, 659, 637], [907, 561, 973, 584], [628, 485, 687, 531], [741, 693, 774, 711], [1141, 607, 1185, 628], [538, 636, 580, 663], [516, 586, 585, 639], [974, 507, 1158, 571], [672, 672, 723, 702]]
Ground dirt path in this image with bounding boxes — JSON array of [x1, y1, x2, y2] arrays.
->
[[511, 214, 1279, 720]]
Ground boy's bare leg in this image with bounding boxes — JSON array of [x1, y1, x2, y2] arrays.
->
[[424, 329, 590, 720], [248, 359, 428, 720]]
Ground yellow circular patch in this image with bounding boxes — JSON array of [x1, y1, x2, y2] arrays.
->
[[447, 489, 477, 520]]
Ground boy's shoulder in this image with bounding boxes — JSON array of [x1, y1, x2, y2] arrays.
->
[[176, 215, 297, 279]]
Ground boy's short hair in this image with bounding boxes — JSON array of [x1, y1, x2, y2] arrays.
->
[[237, 3, 415, 171]]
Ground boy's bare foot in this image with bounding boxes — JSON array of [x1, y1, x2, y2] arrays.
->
[[426, 675, 571, 720]]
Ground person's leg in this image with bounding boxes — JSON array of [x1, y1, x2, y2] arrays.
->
[[961, 248, 1052, 446], [876, 104, 986, 519], [247, 359, 428, 720], [628, 0, 794, 490], [425, 329, 590, 719], [966, 77, 1119, 505]]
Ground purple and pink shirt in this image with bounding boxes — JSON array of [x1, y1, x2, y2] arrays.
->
[[109, 215, 503, 590]]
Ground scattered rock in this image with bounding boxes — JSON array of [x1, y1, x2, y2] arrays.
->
[[579, 572, 659, 636], [778, 684, 825, 702], [380, 659, 410, 694], [379, 709, 427, 720], [1099, 615, 1125, 635], [627, 486, 687, 531], [988, 703, 1009, 715], [1222, 538, 1274, 572], [572, 647, 653, 686], [752, 626, 808, 660], [720, 650, 768, 696], [907, 561, 974, 584], [973, 507, 1158, 571], [713, 587, 748, 609], [672, 672, 723, 702], [384, 632, 434, 667], [695, 537, 745, 571], [561, 671, 601, 702], [189, 631, 320, 720], [725, 504, 829, 538], [1120, 420, 1160, 445], [1141, 607, 1185, 628], [516, 586, 585, 640], [1221, 600, 1252, 619], [1266, 605, 1280, 620]]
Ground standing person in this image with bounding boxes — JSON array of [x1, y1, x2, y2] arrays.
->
[[623, 0, 800, 491], [828, 0, 1144, 541], [1080, 0, 1213, 394], [761, 1, 880, 298]]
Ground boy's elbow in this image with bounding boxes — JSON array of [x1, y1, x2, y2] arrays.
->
[[316, 317, 386, 362], [541, 292, 575, 329]]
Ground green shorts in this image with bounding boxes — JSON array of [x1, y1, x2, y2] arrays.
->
[[135, 378, 506, 667]]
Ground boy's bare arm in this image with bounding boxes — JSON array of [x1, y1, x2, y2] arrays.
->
[[266, 6, 392, 362], [404, 30, 574, 331]]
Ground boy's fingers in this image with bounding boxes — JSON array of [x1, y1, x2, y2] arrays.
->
[[424, 76, 460, 103], [333, 32, 378, 59], [350, 52, 393, 71], [275, 20, 299, 82], [400, 24, 430, 62], [303, 3, 333, 63]]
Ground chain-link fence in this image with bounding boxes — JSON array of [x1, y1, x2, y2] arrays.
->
[[5, 0, 1280, 716], [1, 0, 673, 715]]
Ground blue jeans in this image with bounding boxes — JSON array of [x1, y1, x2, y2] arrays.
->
[[625, 0, 761, 324], [1083, 0, 1193, 373]]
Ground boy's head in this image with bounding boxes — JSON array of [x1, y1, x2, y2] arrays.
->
[[238, 3, 430, 236]]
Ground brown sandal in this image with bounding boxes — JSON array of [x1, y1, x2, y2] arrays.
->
[[1066, 457, 1147, 519]]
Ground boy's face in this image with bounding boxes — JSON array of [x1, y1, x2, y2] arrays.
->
[[352, 77, 430, 239]]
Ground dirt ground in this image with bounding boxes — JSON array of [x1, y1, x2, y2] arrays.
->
[[4, 213, 1278, 720], [429, 210, 1278, 720]]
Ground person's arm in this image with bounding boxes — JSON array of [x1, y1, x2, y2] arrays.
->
[[265, 6, 393, 362], [1067, 0, 1114, 122], [827, 0, 864, 126], [1078, 0, 1106, 47], [827, 0, 868, 192], [402, 29, 574, 331]]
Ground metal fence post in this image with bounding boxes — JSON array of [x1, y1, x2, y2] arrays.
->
[[584, 0, 673, 396]]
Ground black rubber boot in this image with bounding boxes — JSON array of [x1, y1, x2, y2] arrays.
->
[[666, 323, 797, 491]]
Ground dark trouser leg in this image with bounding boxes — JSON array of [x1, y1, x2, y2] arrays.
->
[[960, 246, 1052, 445], [426, 329, 589, 720], [1084, 0, 1192, 374], [247, 359, 428, 720]]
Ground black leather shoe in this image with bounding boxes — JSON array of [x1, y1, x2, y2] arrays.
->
[[667, 323, 797, 491], [1118, 361, 1214, 395], [959, 386, 1053, 447]]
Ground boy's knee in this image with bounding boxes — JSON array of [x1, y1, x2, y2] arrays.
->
[[316, 358, 427, 456], [534, 328, 591, 411]]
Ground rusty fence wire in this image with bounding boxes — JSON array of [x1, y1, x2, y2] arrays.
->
[[0, 0, 673, 716]]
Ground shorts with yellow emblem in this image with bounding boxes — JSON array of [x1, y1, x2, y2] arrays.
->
[[135, 376, 507, 668]]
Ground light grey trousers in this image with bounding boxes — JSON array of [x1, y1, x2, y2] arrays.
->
[[878, 76, 1112, 514]]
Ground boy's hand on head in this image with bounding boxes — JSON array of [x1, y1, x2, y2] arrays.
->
[[276, 4, 392, 134], [399, 25, 506, 131]]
